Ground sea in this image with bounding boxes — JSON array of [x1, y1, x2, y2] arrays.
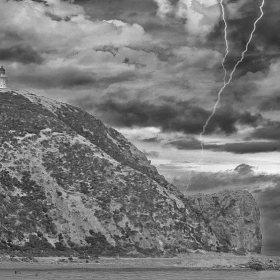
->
[[0, 267, 280, 280]]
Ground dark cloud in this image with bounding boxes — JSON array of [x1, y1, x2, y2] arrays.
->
[[13, 0, 50, 4], [76, 0, 191, 50], [143, 21, 189, 48], [141, 137, 160, 143], [209, 2, 259, 49], [256, 1, 280, 51], [207, 0, 280, 78], [225, 53, 273, 79], [15, 68, 135, 89], [223, 141, 280, 154], [30, 0, 49, 5], [0, 45, 43, 64], [224, 79, 259, 103], [251, 122, 280, 140], [75, 0, 157, 21], [259, 91, 280, 111], [256, 186, 280, 222], [166, 138, 217, 151], [238, 111, 263, 126], [255, 185, 280, 255], [75, 97, 263, 135], [166, 138, 279, 154]]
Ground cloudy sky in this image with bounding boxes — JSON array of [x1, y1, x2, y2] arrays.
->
[[1, 0, 280, 255]]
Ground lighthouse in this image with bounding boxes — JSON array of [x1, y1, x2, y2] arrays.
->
[[0, 66, 7, 88]]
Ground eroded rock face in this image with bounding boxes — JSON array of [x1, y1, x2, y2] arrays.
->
[[0, 89, 262, 256], [0, 89, 215, 256], [185, 190, 262, 253]]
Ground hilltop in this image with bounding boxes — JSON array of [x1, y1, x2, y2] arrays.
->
[[0, 89, 261, 257]]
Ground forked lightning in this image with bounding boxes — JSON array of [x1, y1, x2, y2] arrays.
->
[[199, 0, 265, 166], [187, 0, 266, 187]]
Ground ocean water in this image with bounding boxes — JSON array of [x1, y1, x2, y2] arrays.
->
[[0, 268, 280, 280]]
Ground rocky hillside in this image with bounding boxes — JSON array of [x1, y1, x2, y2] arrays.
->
[[0, 89, 261, 256], [185, 190, 262, 254]]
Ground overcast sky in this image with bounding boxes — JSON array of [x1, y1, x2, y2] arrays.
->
[[1, 0, 280, 255]]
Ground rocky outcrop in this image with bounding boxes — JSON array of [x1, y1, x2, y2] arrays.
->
[[185, 190, 262, 253], [0, 89, 262, 256]]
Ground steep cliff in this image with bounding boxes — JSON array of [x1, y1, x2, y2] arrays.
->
[[185, 190, 262, 253], [0, 89, 261, 256]]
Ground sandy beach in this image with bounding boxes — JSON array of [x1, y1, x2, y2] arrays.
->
[[0, 252, 279, 271]]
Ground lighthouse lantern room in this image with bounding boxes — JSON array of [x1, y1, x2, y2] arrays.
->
[[0, 66, 7, 88]]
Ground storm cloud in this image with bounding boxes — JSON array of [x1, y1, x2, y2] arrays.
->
[[77, 98, 263, 135], [254, 185, 280, 255], [168, 138, 280, 154], [0, 45, 43, 64], [259, 91, 280, 111], [251, 122, 280, 141]]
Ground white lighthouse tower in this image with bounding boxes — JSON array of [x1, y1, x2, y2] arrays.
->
[[0, 66, 7, 88]]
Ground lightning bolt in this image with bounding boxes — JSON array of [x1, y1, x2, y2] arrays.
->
[[197, 0, 229, 167], [220, 0, 229, 86], [186, 0, 229, 187], [187, 0, 265, 187]]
